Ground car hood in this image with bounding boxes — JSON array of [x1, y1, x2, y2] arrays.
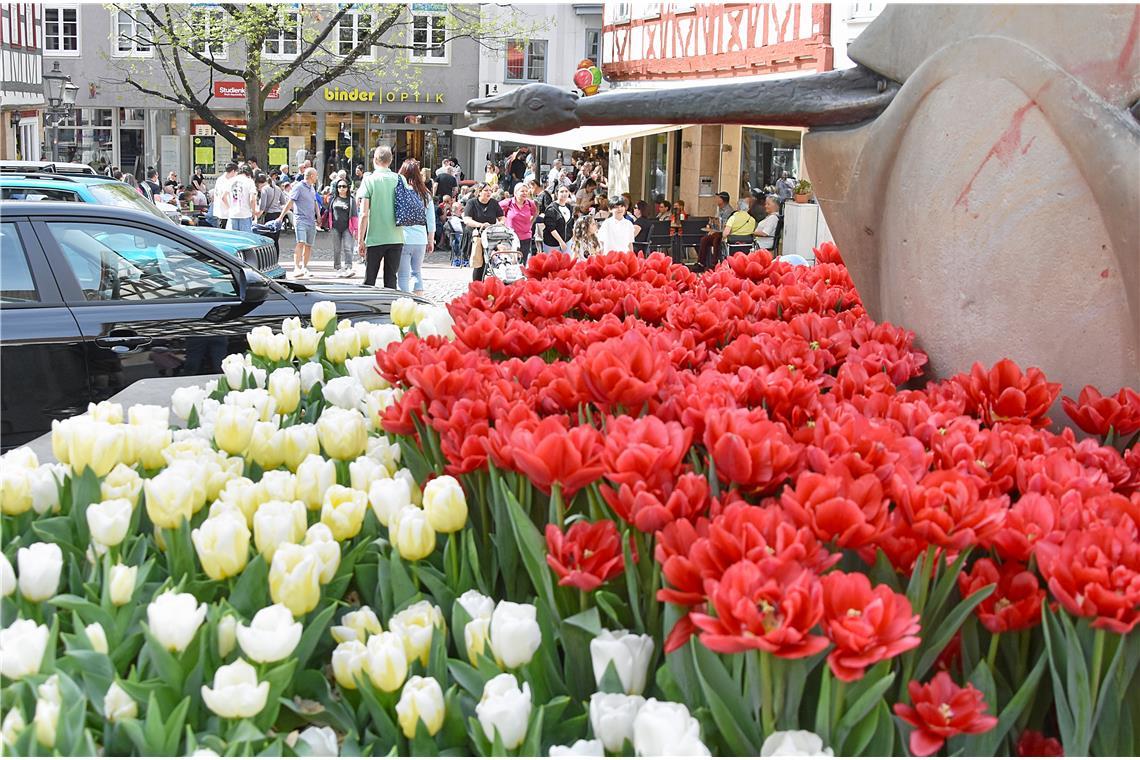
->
[[186, 226, 274, 249]]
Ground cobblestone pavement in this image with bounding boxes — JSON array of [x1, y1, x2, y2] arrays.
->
[[281, 228, 473, 305]]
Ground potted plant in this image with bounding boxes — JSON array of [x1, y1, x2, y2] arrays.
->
[[793, 178, 813, 203]]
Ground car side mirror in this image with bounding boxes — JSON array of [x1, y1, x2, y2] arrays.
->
[[239, 268, 270, 304]]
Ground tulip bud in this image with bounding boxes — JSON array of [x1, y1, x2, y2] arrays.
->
[[0, 467, 31, 516], [126, 423, 172, 470], [391, 297, 417, 329], [290, 327, 321, 360], [589, 692, 645, 754], [297, 726, 339, 757], [257, 469, 297, 503], [321, 485, 368, 541], [322, 376, 366, 411], [171, 385, 207, 422], [282, 425, 321, 473], [2, 708, 26, 748], [103, 682, 138, 724], [217, 476, 260, 526], [632, 699, 709, 756], [269, 543, 322, 617], [396, 675, 446, 739], [477, 673, 531, 750], [147, 591, 207, 653], [16, 542, 62, 602], [458, 589, 495, 621], [34, 675, 61, 748], [304, 523, 341, 583], [300, 361, 324, 392], [217, 614, 238, 659], [201, 658, 270, 719], [237, 604, 303, 663], [68, 419, 126, 477], [365, 631, 409, 693], [390, 601, 444, 667], [253, 500, 307, 562], [311, 301, 337, 332], [246, 421, 285, 470], [86, 498, 133, 553], [331, 640, 368, 690], [265, 332, 292, 363], [415, 306, 455, 340], [366, 435, 402, 470], [108, 564, 137, 606], [87, 400, 123, 424], [590, 629, 654, 695], [331, 606, 384, 644], [346, 355, 387, 392], [0, 619, 49, 679], [759, 730, 834, 757], [323, 331, 355, 364], [221, 353, 251, 389], [2, 446, 37, 469], [0, 554, 15, 597], [85, 622, 109, 655], [247, 326, 271, 358], [225, 388, 277, 421], [368, 477, 411, 526], [365, 323, 403, 353], [549, 739, 606, 756], [349, 456, 388, 492], [214, 406, 259, 455], [394, 467, 423, 505], [101, 463, 142, 504], [191, 512, 251, 580], [144, 467, 198, 530], [391, 505, 436, 562], [490, 601, 542, 670], [268, 368, 301, 416], [423, 475, 468, 533], [296, 454, 336, 510], [465, 617, 490, 666], [28, 464, 65, 515], [317, 408, 368, 461], [282, 316, 302, 338]]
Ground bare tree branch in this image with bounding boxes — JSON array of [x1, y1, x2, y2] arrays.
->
[[135, 3, 246, 79], [263, 5, 354, 91]]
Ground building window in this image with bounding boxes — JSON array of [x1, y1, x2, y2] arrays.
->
[[505, 39, 546, 83], [409, 8, 448, 63], [263, 10, 301, 58], [610, 3, 631, 23], [43, 6, 78, 53], [114, 7, 151, 56], [585, 28, 600, 63], [338, 10, 374, 57], [637, 3, 661, 18], [189, 7, 226, 58], [849, 1, 880, 20]]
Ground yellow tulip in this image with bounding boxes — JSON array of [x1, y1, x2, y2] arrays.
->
[[320, 485, 368, 541], [317, 408, 368, 461], [423, 475, 468, 534], [268, 543, 322, 617], [214, 406, 259, 455], [191, 512, 251, 580]]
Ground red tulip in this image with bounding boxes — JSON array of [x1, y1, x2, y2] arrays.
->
[[602, 415, 692, 492], [894, 672, 998, 756], [703, 407, 803, 494], [781, 471, 889, 549], [580, 331, 671, 412], [821, 571, 921, 681], [958, 558, 1044, 633], [545, 520, 629, 592], [898, 469, 1006, 551], [600, 471, 709, 533], [1062, 384, 1140, 437], [1016, 730, 1063, 757], [951, 358, 1061, 428], [508, 417, 605, 497], [1036, 521, 1140, 634]]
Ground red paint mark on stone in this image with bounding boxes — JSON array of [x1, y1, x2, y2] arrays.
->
[[954, 100, 1036, 211], [1101, 269, 1111, 278], [1119, 6, 1140, 75]]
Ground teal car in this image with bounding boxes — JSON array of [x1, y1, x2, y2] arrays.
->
[[0, 173, 285, 279]]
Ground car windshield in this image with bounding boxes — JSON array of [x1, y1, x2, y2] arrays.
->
[[86, 182, 170, 222]]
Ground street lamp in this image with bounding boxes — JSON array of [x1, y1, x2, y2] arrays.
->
[[42, 61, 78, 162]]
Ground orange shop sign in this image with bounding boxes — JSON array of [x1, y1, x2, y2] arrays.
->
[[213, 81, 280, 99]]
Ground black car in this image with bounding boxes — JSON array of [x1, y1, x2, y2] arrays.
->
[[0, 203, 427, 449]]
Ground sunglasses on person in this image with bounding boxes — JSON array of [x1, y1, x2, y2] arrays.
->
[[337, 183, 349, 189]]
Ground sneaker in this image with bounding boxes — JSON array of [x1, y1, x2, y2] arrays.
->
[[341, 268, 356, 279], [291, 267, 302, 278]]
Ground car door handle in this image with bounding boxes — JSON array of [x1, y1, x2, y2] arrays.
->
[[94, 335, 152, 353]]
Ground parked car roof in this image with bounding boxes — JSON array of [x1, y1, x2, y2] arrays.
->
[[0, 160, 98, 175]]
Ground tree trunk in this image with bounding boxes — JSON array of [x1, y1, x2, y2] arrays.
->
[[243, 77, 268, 166]]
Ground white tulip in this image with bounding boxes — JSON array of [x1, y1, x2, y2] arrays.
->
[[311, 301, 337, 331], [364, 631, 408, 693], [393, 467, 422, 505], [390, 297, 417, 328], [389, 601, 444, 666], [0, 553, 15, 597], [191, 511, 251, 581], [100, 462, 141, 505], [422, 474, 468, 533], [323, 333, 357, 364], [33, 674, 61, 748], [2, 707, 25, 748], [171, 385, 207, 421], [299, 361, 324, 393], [760, 730, 835, 757], [0, 619, 49, 679], [590, 629, 654, 695], [362, 390, 398, 430], [331, 606, 384, 644], [221, 353, 252, 390], [16, 543, 62, 602], [297, 726, 339, 757], [549, 739, 606, 756], [589, 692, 645, 754], [632, 699, 709, 756], [201, 658, 269, 719], [415, 306, 455, 340], [322, 376, 366, 411], [108, 564, 137, 606], [86, 400, 124, 424], [391, 504, 435, 562], [86, 498, 133, 552], [490, 601, 542, 669], [237, 605, 302, 663], [253, 500, 307, 562], [396, 675, 445, 739], [477, 673, 532, 750], [28, 465, 65, 515], [457, 590, 495, 622], [257, 470, 297, 503], [214, 405, 259, 455], [65, 419, 125, 477], [464, 618, 491, 665], [224, 388, 276, 421], [218, 614, 238, 659], [290, 327, 321, 361], [346, 356, 387, 392], [365, 323, 403, 353], [247, 325, 272, 358], [366, 436, 402, 471], [103, 682, 138, 723], [316, 407, 368, 461], [85, 622, 109, 654], [349, 456, 388, 493], [296, 454, 336, 510], [128, 404, 170, 428], [216, 476, 260, 526], [0, 467, 31, 515], [246, 422, 285, 470], [367, 477, 411, 526], [331, 639, 368, 690], [303, 523, 342, 584], [1, 447, 37, 469], [282, 424, 321, 472], [268, 368, 301, 416], [144, 462, 204, 529], [281, 316, 302, 338], [320, 485, 368, 541], [147, 591, 207, 653]]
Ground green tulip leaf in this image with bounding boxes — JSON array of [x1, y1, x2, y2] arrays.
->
[[913, 583, 995, 681], [227, 555, 268, 618], [835, 671, 895, 751], [690, 645, 761, 755]]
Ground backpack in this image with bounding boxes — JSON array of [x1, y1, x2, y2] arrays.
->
[[394, 176, 427, 226]]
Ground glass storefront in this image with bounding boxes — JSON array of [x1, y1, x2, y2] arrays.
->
[[739, 127, 802, 196], [52, 108, 114, 171], [644, 132, 669, 201]]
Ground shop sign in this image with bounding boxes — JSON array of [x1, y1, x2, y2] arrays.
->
[[214, 81, 280, 99], [323, 86, 444, 104]]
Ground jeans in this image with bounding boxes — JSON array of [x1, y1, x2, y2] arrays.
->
[[227, 217, 252, 232], [365, 243, 402, 288], [331, 228, 353, 270], [399, 243, 426, 292], [450, 232, 465, 261], [519, 238, 534, 264]]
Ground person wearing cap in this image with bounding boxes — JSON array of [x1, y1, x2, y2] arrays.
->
[[698, 191, 734, 269], [597, 196, 636, 253]]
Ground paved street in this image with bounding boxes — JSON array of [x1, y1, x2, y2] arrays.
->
[[285, 228, 474, 305]]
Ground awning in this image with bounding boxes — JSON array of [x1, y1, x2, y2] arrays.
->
[[453, 123, 688, 152]]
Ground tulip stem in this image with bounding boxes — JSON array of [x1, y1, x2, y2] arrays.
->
[[832, 679, 846, 740], [986, 633, 1001, 671], [759, 650, 775, 736], [550, 483, 565, 527], [1090, 628, 1106, 708]]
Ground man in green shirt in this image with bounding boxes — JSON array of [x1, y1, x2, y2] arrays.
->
[[356, 145, 404, 288]]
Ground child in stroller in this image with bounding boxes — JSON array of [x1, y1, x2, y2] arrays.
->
[[479, 223, 526, 285], [448, 202, 466, 267]]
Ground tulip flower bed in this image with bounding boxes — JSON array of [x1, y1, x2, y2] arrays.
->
[[2, 245, 1140, 757]]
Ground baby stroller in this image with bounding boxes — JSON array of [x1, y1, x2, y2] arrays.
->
[[479, 223, 525, 284]]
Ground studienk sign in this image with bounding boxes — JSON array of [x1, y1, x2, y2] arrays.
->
[[213, 81, 281, 99]]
